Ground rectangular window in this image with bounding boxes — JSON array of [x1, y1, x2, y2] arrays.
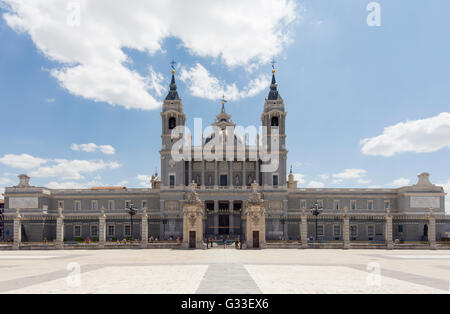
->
[[333, 225, 341, 237], [384, 200, 390, 210], [74, 225, 81, 237], [300, 200, 306, 209], [108, 225, 115, 237], [108, 200, 114, 210], [398, 225, 403, 233], [272, 175, 278, 186], [350, 225, 358, 237], [317, 225, 324, 237], [142, 200, 147, 209], [367, 200, 373, 210], [169, 175, 175, 187], [58, 200, 64, 209], [125, 200, 131, 208], [333, 200, 340, 210], [351, 200, 357, 210], [368, 225, 375, 237], [220, 175, 227, 186], [90, 225, 98, 237], [317, 200, 323, 208], [124, 224, 131, 237], [91, 200, 98, 211], [75, 201, 81, 211]]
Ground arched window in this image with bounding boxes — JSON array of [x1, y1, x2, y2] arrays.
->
[[271, 116, 279, 127], [168, 117, 176, 130]]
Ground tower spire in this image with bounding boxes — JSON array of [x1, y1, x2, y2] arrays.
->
[[165, 59, 180, 100], [220, 94, 227, 113], [268, 58, 281, 100]]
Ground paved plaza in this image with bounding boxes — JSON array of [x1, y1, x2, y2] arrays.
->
[[0, 248, 449, 294]]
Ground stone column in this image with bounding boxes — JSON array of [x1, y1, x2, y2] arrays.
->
[[201, 160, 205, 188], [301, 209, 308, 249], [343, 207, 350, 249], [56, 207, 64, 249], [229, 161, 233, 187], [242, 158, 246, 187], [428, 208, 437, 250], [141, 207, 148, 248], [229, 200, 234, 235], [13, 209, 21, 250], [188, 160, 192, 185], [214, 161, 219, 187], [255, 160, 260, 185], [214, 200, 219, 235], [99, 206, 106, 248], [385, 208, 393, 249], [283, 200, 288, 239]]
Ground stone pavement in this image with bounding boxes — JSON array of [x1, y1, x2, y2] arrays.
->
[[0, 248, 449, 294]]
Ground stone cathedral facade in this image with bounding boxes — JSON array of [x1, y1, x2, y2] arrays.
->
[[1, 68, 448, 248]]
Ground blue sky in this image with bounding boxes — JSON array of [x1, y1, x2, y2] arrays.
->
[[0, 0, 449, 211]]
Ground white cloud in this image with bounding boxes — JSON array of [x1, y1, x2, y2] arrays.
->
[[0, 178, 12, 185], [356, 178, 372, 185], [319, 174, 329, 180], [293, 173, 306, 185], [332, 179, 343, 184], [45, 181, 89, 189], [137, 174, 151, 188], [2, 0, 297, 110], [308, 181, 324, 188], [180, 63, 271, 101], [0, 153, 47, 169], [31, 159, 120, 180], [391, 178, 411, 187], [332, 168, 367, 180], [71, 143, 116, 155], [361, 112, 450, 157]]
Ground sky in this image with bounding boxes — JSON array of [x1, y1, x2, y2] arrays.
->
[[0, 0, 449, 212]]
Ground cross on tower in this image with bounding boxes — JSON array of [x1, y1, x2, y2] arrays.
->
[[271, 57, 276, 70], [170, 59, 176, 70], [220, 94, 227, 112]]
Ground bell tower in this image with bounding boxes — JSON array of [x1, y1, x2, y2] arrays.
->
[[160, 62, 186, 187], [261, 63, 287, 188]]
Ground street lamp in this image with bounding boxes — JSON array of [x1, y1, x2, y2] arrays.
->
[[126, 203, 137, 241], [310, 201, 323, 243]]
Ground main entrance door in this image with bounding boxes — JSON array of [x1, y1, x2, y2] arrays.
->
[[253, 231, 259, 248], [219, 215, 229, 235], [189, 231, 196, 248]]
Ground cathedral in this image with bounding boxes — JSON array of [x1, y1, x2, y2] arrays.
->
[[1, 66, 448, 249]]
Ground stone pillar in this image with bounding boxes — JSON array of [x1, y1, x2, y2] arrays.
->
[[283, 200, 288, 239], [428, 208, 437, 250], [229, 200, 234, 235], [214, 200, 219, 235], [56, 207, 64, 249], [188, 160, 192, 185], [244, 183, 266, 249], [255, 160, 260, 185], [385, 208, 393, 249], [141, 207, 148, 248], [13, 209, 21, 250], [182, 183, 204, 249], [99, 206, 106, 248], [201, 160, 205, 188], [301, 210, 308, 249], [343, 207, 350, 249], [242, 158, 246, 186]]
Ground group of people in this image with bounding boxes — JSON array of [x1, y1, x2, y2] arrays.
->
[[204, 236, 242, 249]]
